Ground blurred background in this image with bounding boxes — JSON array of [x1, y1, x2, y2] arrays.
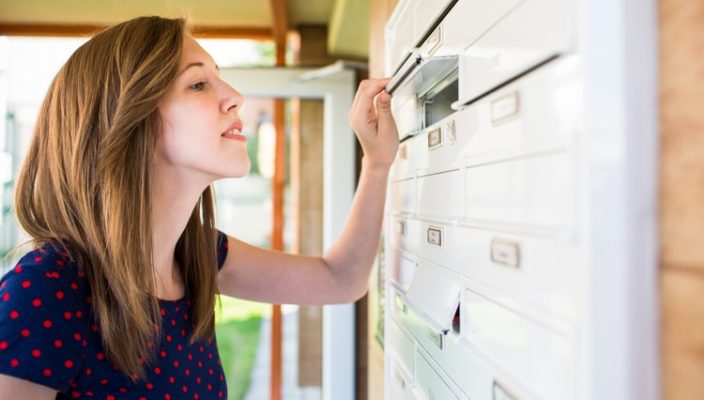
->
[[0, 1, 703, 400]]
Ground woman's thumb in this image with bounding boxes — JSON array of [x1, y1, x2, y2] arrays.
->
[[377, 91, 392, 111], [376, 92, 397, 136]]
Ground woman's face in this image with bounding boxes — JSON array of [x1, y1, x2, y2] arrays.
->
[[156, 35, 249, 182]]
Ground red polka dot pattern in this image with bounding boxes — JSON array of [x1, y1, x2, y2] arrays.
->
[[0, 231, 229, 398]]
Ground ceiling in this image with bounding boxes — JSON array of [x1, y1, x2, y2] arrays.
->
[[0, 0, 369, 58]]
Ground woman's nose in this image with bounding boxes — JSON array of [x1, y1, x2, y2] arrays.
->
[[222, 83, 245, 113]]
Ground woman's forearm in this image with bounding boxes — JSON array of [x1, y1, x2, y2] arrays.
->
[[322, 158, 390, 300]]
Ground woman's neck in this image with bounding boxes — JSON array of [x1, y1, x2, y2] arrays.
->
[[150, 164, 211, 300]]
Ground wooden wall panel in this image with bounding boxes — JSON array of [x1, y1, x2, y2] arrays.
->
[[293, 25, 328, 390], [662, 269, 704, 399], [660, 0, 704, 399], [295, 99, 324, 387], [659, 0, 704, 271]]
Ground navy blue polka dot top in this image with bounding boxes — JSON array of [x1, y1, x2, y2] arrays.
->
[[0, 231, 230, 399]]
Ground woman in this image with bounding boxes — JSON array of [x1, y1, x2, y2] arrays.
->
[[0, 16, 397, 399]]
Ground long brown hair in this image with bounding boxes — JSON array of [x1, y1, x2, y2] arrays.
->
[[13, 16, 220, 379]]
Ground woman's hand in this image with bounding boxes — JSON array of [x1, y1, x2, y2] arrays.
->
[[348, 79, 399, 171]]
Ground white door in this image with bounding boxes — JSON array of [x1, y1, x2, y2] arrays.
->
[[220, 66, 358, 400]]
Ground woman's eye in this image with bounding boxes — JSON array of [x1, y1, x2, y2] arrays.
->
[[189, 81, 206, 91]]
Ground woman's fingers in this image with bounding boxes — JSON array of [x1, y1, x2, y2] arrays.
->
[[348, 79, 399, 169], [350, 80, 389, 134]]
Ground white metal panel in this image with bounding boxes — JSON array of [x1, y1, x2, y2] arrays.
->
[[412, 0, 456, 45], [388, 248, 418, 292], [391, 89, 422, 138], [454, 57, 582, 159], [392, 136, 428, 179], [464, 151, 575, 232], [388, 216, 423, 256], [385, 0, 417, 73], [390, 357, 417, 400], [390, 319, 417, 378], [417, 169, 462, 221], [464, 287, 576, 400], [383, 0, 659, 398], [423, 117, 469, 174], [415, 349, 464, 400], [463, 228, 577, 320], [456, 0, 575, 107], [578, 0, 659, 397], [389, 177, 417, 214], [411, 221, 576, 320]]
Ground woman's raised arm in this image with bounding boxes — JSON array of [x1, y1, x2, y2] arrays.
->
[[216, 78, 398, 305]]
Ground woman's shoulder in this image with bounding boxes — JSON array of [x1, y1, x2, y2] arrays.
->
[[1, 242, 88, 305], [0, 243, 91, 392]]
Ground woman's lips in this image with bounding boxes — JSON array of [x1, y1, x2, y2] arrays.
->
[[221, 129, 246, 141]]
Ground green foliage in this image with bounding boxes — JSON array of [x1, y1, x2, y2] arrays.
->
[[216, 315, 263, 400], [246, 132, 260, 176], [253, 41, 276, 66], [215, 296, 269, 400]]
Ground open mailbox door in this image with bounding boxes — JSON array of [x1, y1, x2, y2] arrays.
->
[[386, 53, 459, 141], [403, 260, 461, 339]]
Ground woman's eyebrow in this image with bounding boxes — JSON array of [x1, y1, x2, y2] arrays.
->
[[178, 62, 220, 77]]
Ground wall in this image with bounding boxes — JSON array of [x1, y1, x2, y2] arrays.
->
[[660, 0, 704, 398]]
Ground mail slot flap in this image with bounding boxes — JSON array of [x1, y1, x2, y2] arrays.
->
[[455, 0, 575, 108], [387, 54, 458, 97], [439, 0, 523, 51], [451, 56, 581, 160], [405, 260, 461, 334]]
